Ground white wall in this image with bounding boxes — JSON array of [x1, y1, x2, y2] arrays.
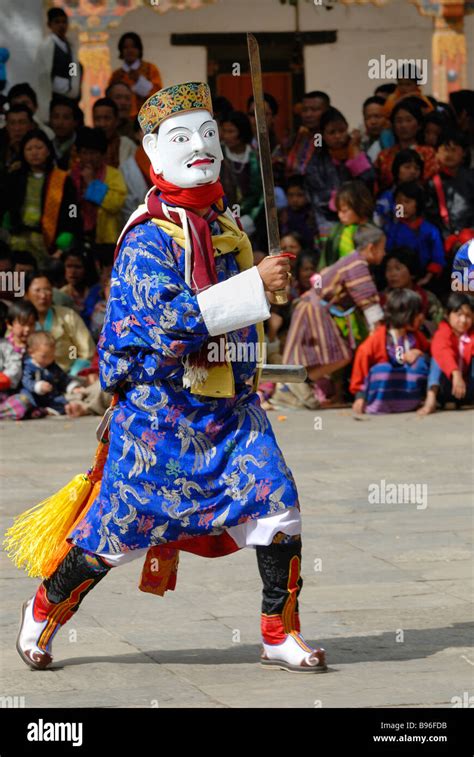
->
[[303, 0, 433, 127], [466, 13, 474, 90], [0, 0, 44, 91], [108, 0, 434, 128], [1, 0, 471, 128]]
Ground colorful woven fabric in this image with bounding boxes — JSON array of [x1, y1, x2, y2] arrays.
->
[[283, 251, 380, 368], [364, 358, 429, 414], [0, 391, 32, 420]]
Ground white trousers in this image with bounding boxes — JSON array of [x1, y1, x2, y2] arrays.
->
[[97, 507, 302, 567]]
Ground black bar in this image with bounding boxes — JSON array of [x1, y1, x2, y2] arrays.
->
[[0, 707, 472, 755]]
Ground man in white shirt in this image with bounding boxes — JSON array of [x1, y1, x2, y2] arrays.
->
[[35, 7, 82, 123]]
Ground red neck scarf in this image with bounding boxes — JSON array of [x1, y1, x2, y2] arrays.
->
[[149, 167, 225, 210], [146, 188, 222, 292]]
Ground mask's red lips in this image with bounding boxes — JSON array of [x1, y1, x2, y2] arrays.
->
[[189, 158, 214, 166]]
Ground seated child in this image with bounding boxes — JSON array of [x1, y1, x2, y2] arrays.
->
[[381, 246, 444, 334], [374, 148, 424, 227], [305, 106, 375, 243], [425, 129, 474, 250], [351, 288, 430, 414], [278, 174, 317, 250], [0, 301, 26, 420], [384, 181, 446, 289], [418, 292, 474, 415], [320, 180, 374, 269], [20, 331, 82, 416], [0, 301, 22, 395], [5, 300, 38, 355]]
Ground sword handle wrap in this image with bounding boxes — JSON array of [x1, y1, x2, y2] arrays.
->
[[269, 247, 289, 305]]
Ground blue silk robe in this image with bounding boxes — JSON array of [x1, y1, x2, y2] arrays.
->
[[69, 219, 299, 555]]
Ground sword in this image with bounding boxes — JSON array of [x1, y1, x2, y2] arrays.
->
[[247, 32, 288, 305]]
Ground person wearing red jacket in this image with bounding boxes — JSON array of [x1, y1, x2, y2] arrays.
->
[[351, 288, 430, 414], [418, 292, 474, 415]]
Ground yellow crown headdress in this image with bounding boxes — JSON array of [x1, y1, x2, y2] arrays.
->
[[138, 81, 213, 135]]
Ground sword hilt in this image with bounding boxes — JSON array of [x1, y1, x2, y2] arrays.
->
[[269, 247, 289, 305]]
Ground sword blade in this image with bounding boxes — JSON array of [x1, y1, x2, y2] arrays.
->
[[260, 364, 307, 383], [247, 32, 287, 305]]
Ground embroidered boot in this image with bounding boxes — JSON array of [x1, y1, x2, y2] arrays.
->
[[256, 534, 327, 673], [17, 547, 111, 670]]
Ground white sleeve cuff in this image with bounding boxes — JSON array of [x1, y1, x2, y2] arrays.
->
[[364, 303, 384, 329], [197, 266, 271, 337], [132, 76, 153, 98]]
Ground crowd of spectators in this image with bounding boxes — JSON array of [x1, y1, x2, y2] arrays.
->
[[0, 6, 473, 420]]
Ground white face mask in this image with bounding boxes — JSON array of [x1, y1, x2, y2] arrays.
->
[[142, 109, 223, 188]]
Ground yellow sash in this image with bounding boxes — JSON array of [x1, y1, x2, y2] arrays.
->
[[151, 213, 265, 398]]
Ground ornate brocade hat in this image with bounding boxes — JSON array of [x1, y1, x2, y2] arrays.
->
[[138, 81, 213, 135]]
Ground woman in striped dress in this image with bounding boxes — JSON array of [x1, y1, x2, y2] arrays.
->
[[277, 225, 385, 407]]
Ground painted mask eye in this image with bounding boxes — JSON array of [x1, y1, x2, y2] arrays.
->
[[172, 134, 189, 143], [204, 128, 216, 138]]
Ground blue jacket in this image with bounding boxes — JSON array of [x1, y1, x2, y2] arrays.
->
[[384, 218, 446, 275], [21, 356, 71, 409]]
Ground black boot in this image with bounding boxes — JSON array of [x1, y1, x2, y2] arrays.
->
[[17, 547, 111, 670], [256, 534, 327, 672]]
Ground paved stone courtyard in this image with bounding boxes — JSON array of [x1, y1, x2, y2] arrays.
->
[[0, 408, 472, 708]]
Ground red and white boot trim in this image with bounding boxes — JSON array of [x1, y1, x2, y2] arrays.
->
[[261, 613, 327, 673], [16, 591, 57, 670]]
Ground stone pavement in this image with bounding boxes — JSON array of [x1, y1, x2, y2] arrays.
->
[[0, 409, 473, 708]]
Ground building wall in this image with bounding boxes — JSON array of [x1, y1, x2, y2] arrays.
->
[[106, 0, 434, 127], [466, 13, 474, 90], [302, 1, 432, 127], [0, 0, 44, 91], [0, 0, 470, 129]]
